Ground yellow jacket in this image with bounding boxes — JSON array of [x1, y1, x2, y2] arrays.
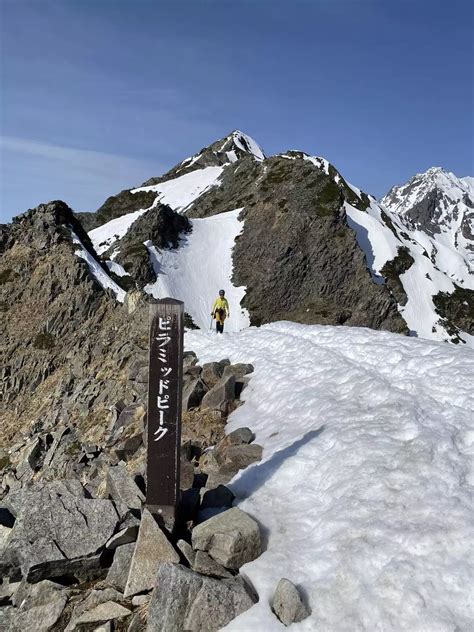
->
[[212, 297, 230, 322]]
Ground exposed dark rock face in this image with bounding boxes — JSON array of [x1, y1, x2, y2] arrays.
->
[[380, 246, 415, 306], [433, 285, 474, 339], [76, 189, 157, 231], [188, 153, 406, 331], [112, 203, 191, 287]]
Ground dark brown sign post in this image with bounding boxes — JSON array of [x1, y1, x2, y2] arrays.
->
[[146, 298, 184, 529]]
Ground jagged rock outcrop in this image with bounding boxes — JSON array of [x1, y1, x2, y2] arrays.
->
[[112, 202, 191, 286], [0, 201, 149, 450]]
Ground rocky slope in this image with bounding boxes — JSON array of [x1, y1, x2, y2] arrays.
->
[[0, 201, 150, 449]]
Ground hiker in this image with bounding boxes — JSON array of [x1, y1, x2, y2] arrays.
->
[[211, 289, 230, 333]]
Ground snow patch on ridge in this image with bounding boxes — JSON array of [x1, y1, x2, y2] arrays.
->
[[89, 208, 148, 255], [186, 322, 474, 632], [345, 200, 400, 283], [304, 155, 330, 175], [132, 166, 224, 213], [232, 130, 265, 161], [70, 230, 125, 302], [144, 208, 250, 331]]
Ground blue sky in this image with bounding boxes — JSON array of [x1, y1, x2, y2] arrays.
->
[[1, 0, 472, 222]]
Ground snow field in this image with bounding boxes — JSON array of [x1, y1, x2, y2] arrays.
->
[[232, 131, 265, 161], [132, 165, 224, 213], [144, 209, 250, 331], [89, 208, 149, 255], [70, 230, 125, 302], [186, 322, 474, 631]]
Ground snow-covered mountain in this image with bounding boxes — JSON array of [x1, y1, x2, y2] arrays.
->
[[383, 167, 474, 281], [76, 131, 473, 346], [1, 130, 473, 440]]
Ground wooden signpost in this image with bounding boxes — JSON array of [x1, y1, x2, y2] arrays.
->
[[146, 298, 184, 529]]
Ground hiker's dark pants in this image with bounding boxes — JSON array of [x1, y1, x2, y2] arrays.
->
[[216, 321, 224, 334]]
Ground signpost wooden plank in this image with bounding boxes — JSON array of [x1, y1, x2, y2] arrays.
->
[[146, 298, 184, 529]]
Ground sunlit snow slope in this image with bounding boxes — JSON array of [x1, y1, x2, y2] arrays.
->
[[132, 165, 224, 213], [144, 209, 250, 331], [187, 322, 474, 632]]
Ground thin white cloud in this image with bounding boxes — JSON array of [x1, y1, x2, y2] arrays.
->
[[0, 135, 164, 183]]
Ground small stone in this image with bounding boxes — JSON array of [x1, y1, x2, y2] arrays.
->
[[200, 485, 235, 510], [106, 464, 145, 510], [106, 524, 139, 549], [216, 443, 263, 470], [193, 550, 232, 578], [180, 459, 195, 490], [124, 508, 180, 597], [109, 404, 146, 441], [272, 578, 310, 625], [191, 507, 262, 569], [183, 351, 198, 367], [201, 375, 236, 413], [184, 365, 202, 379], [222, 363, 254, 380], [177, 539, 196, 566], [218, 427, 255, 449], [131, 594, 149, 607], [182, 379, 208, 410], [65, 588, 123, 632], [75, 601, 131, 625], [0, 579, 20, 606], [113, 433, 143, 461], [93, 623, 112, 632], [106, 542, 135, 591], [201, 362, 224, 389]]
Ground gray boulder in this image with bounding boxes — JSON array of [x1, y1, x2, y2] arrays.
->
[[180, 458, 195, 490], [106, 542, 135, 591], [192, 550, 232, 579], [191, 507, 262, 569], [201, 362, 224, 389], [108, 403, 145, 441], [177, 539, 196, 566], [146, 562, 257, 631], [10, 580, 67, 632], [65, 588, 123, 632], [218, 427, 255, 448], [216, 443, 263, 470], [201, 375, 236, 413], [0, 579, 20, 606], [74, 601, 131, 626], [222, 363, 254, 380], [184, 365, 202, 379], [105, 523, 139, 549], [1, 480, 119, 581], [183, 351, 198, 367], [106, 464, 145, 510], [182, 379, 208, 410], [124, 508, 180, 597], [272, 578, 311, 625], [200, 485, 235, 510]]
